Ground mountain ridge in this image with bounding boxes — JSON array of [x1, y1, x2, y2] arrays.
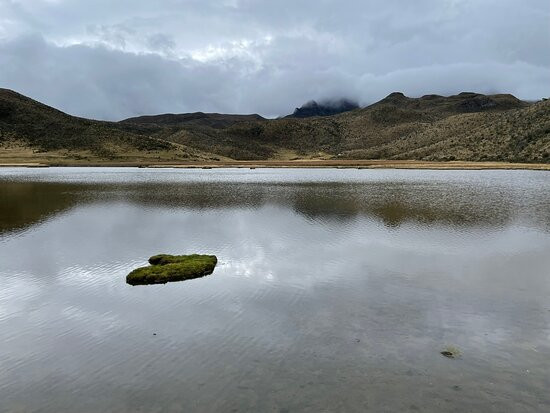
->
[[0, 88, 548, 164]]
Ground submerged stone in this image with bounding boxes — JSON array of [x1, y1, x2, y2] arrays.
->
[[127, 254, 217, 285], [440, 346, 461, 359]]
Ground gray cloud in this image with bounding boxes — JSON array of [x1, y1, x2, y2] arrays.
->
[[0, 0, 549, 120]]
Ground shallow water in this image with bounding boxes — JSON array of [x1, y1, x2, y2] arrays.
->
[[0, 167, 549, 412]]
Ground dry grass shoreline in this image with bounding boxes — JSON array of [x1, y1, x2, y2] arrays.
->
[[0, 159, 549, 170]]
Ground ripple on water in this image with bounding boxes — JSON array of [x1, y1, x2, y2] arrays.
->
[[0, 168, 549, 412]]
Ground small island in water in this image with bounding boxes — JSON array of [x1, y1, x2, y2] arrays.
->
[[127, 254, 218, 285]]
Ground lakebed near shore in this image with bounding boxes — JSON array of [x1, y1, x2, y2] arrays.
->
[[1, 167, 549, 412]]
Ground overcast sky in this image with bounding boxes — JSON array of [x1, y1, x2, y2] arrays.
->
[[0, 0, 549, 120]]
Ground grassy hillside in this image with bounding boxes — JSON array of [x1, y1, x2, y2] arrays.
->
[[0, 88, 548, 163], [0, 89, 172, 154], [187, 92, 548, 162], [0, 89, 223, 162], [344, 99, 550, 162]]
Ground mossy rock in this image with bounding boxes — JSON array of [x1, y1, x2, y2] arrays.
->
[[147, 254, 201, 266], [127, 254, 217, 285]]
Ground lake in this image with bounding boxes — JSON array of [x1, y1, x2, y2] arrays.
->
[[1, 167, 549, 412]]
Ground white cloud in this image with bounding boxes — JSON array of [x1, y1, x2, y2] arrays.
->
[[0, 0, 548, 119]]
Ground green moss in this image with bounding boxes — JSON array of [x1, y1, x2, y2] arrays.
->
[[127, 254, 217, 285], [148, 254, 198, 265]]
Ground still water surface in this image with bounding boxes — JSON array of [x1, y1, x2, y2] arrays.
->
[[0, 167, 549, 412]]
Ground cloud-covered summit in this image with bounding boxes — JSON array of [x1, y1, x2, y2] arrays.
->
[[0, 0, 548, 120]]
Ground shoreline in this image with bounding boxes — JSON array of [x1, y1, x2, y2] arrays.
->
[[0, 159, 549, 170]]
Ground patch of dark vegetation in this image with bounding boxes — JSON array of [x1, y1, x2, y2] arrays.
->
[[456, 95, 498, 112], [127, 254, 218, 285]]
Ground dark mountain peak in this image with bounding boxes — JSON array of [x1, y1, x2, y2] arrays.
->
[[452, 93, 524, 112], [287, 98, 359, 118], [387, 92, 407, 99], [376, 92, 411, 105], [456, 92, 480, 97]]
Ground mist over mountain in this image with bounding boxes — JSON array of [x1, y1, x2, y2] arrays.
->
[[0, 1, 548, 120], [287, 99, 360, 118]]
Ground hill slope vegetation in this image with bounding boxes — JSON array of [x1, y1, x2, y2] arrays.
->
[[0, 88, 548, 163]]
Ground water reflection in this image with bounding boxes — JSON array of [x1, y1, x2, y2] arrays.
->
[[1, 170, 549, 236], [0, 168, 549, 412], [0, 181, 78, 235]]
